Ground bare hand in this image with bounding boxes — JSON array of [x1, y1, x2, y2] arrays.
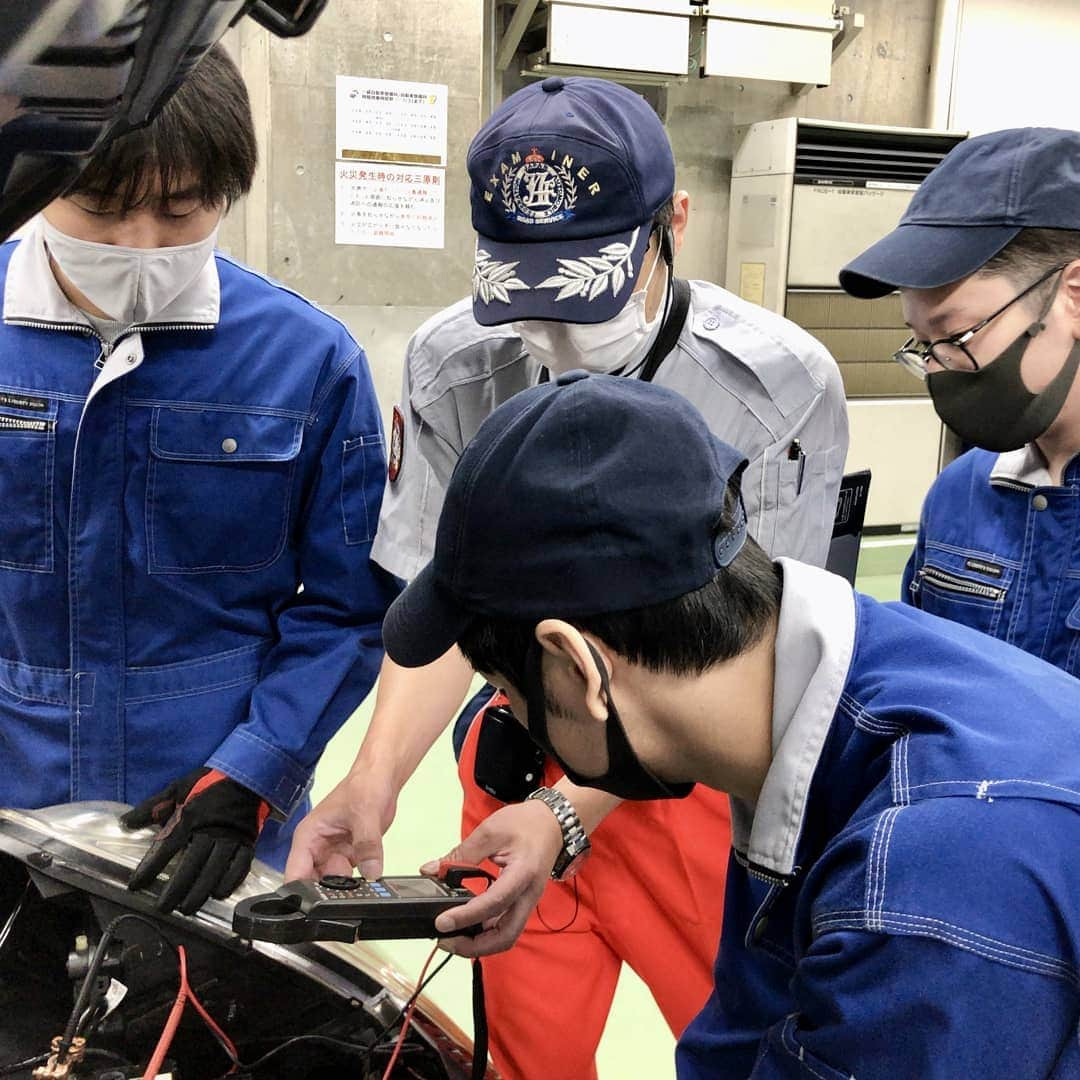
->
[[421, 800, 563, 958], [285, 768, 398, 881]]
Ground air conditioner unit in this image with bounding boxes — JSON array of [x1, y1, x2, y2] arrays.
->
[[494, 0, 863, 89], [702, 0, 840, 85], [496, 0, 693, 85], [726, 118, 966, 528]]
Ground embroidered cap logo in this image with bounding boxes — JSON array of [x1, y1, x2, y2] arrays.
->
[[501, 147, 579, 225]]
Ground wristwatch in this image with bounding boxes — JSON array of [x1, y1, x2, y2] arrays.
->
[[526, 786, 592, 881]]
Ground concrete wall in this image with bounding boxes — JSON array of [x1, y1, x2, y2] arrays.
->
[[219, 0, 485, 424], [220, 0, 936, 426], [666, 0, 938, 285]]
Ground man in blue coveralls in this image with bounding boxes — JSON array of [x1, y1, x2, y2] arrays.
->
[[381, 370, 1080, 1078], [0, 46, 398, 913], [842, 127, 1080, 679]]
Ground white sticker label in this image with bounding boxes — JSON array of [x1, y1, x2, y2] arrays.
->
[[102, 977, 128, 1018]]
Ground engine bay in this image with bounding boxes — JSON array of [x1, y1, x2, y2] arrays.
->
[[0, 805, 479, 1080]]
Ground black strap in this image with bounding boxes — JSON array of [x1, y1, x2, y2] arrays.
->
[[638, 276, 690, 383], [471, 959, 488, 1079]]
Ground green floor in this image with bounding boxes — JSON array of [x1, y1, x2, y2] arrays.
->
[[311, 538, 914, 1077]]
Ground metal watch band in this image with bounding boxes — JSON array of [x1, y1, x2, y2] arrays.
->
[[526, 786, 591, 880]]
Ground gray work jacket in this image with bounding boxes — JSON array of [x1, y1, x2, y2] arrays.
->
[[372, 279, 848, 580]]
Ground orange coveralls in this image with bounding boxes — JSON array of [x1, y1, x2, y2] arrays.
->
[[457, 693, 732, 1080]]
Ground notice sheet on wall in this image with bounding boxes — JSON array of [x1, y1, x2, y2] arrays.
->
[[334, 76, 448, 248], [335, 76, 447, 165], [335, 162, 445, 249]]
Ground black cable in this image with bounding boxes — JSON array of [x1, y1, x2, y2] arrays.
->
[[536, 878, 580, 933], [370, 952, 455, 1048], [0, 910, 173, 1075], [50, 913, 460, 1080], [470, 960, 488, 1080], [215, 1032, 375, 1075], [62, 913, 240, 1074], [0, 880, 31, 958], [92, 916, 241, 1072], [0, 1052, 48, 1077], [214, 951, 457, 1077], [66, 914, 180, 1047]]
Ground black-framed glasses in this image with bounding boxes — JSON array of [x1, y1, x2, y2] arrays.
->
[[893, 262, 1068, 379]]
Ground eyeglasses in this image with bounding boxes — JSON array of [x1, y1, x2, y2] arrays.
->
[[893, 262, 1068, 379]]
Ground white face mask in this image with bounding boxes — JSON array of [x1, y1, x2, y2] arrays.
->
[[41, 218, 219, 325], [513, 252, 667, 376]]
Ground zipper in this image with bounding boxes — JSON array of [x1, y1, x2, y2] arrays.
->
[[88, 323, 212, 368], [733, 848, 795, 887], [6, 319, 94, 335], [910, 565, 1007, 602], [140, 322, 215, 333], [990, 478, 1034, 494], [9, 316, 213, 370], [7, 316, 113, 368], [0, 412, 54, 433], [5, 317, 212, 335]]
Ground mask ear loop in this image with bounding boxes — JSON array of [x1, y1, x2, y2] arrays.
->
[[583, 639, 613, 705], [622, 223, 675, 379], [1025, 267, 1066, 341], [581, 638, 686, 798]]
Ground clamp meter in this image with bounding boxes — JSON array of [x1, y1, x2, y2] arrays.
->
[[232, 867, 489, 944]]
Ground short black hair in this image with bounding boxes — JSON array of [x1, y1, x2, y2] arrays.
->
[[458, 486, 781, 692], [70, 44, 256, 213], [652, 197, 675, 229], [980, 228, 1080, 307]]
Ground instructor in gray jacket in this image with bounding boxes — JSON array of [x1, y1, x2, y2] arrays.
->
[[290, 76, 848, 1080]]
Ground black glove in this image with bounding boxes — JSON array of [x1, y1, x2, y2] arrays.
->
[[122, 767, 270, 915]]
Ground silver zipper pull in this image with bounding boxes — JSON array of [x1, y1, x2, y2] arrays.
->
[[908, 570, 923, 597], [93, 339, 114, 371]]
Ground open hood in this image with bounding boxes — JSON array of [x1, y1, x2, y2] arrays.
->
[[0, 802, 483, 1079]]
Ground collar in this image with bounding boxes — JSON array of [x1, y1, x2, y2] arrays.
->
[[3, 218, 221, 330], [729, 558, 856, 881], [989, 445, 1054, 490]]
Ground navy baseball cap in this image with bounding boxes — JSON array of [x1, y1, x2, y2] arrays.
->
[[468, 76, 675, 327], [384, 371, 748, 669], [841, 127, 1080, 299]]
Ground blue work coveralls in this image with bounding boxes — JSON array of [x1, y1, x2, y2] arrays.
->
[[0, 228, 399, 864], [678, 560, 1080, 1078], [904, 444, 1080, 676]]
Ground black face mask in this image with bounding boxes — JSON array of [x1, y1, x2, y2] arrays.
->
[[521, 639, 695, 801], [928, 315, 1080, 454]]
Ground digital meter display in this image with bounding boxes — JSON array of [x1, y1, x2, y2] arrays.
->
[[382, 876, 450, 899]]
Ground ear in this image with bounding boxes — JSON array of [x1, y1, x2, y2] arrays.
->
[[670, 190, 690, 257], [534, 620, 608, 723], [1061, 259, 1080, 336]]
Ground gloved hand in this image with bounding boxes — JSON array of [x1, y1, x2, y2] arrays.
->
[[122, 767, 270, 915]]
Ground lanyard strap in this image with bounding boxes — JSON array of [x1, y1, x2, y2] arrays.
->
[[638, 276, 690, 384]]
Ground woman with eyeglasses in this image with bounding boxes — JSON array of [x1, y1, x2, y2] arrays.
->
[[841, 127, 1080, 675]]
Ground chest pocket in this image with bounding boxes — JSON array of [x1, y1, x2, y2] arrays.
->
[[0, 392, 58, 573], [146, 406, 303, 574], [770, 443, 847, 563], [909, 547, 1014, 639]]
